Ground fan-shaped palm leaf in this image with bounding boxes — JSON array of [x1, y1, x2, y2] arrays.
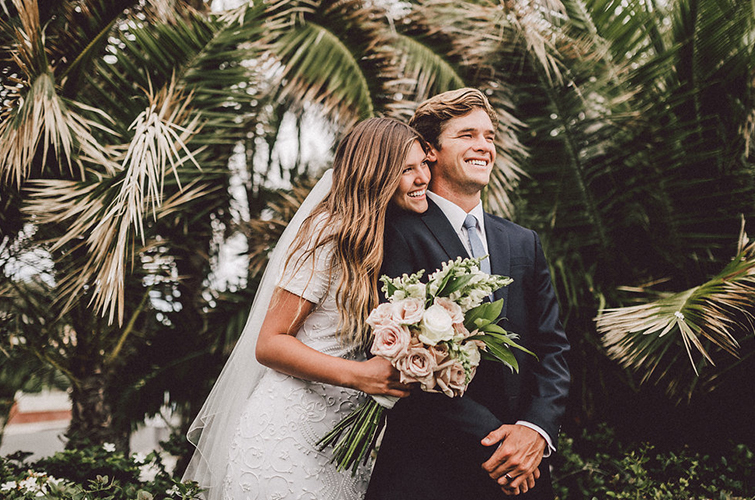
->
[[599, 230, 755, 401]]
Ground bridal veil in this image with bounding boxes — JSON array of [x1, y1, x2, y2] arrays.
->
[[182, 169, 334, 500]]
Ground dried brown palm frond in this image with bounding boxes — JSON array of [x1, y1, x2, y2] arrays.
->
[[0, 0, 113, 184], [598, 224, 755, 400], [23, 76, 204, 325], [117, 76, 203, 237]]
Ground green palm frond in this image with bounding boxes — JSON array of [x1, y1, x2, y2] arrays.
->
[[598, 229, 755, 401], [391, 32, 465, 108], [274, 20, 375, 122], [263, 0, 399, 127], [49, 0, 139, 93]]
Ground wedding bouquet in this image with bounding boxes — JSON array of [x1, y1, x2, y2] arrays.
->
[[317, 256, 536, 475]]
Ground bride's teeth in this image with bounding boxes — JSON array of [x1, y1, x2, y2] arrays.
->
[[409, 190, 425, 198]]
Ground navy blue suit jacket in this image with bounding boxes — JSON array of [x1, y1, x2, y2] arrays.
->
[[366, 200, 570, 500]]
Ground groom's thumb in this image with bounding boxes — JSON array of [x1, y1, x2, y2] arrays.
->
[[481, 426, 508, 447]]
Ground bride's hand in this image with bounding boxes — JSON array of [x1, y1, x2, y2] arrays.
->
[[350, 357, 412, 397]]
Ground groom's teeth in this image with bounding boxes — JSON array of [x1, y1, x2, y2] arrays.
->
[[468, 160, 487, 166]]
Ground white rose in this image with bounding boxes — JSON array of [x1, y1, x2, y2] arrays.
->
[[462, 341, 482, 367], [418, 304, 455, 346]]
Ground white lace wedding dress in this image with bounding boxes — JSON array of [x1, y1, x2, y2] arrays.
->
[[221, 241, 372, 500]]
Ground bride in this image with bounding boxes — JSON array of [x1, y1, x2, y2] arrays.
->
[[183, 117, 432, 499]]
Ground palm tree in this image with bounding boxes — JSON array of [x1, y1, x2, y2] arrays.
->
[[486, 0, 755, 426], [0, 0, 282, 449], [4, 0, 752, 455], [0, 0, 481, 450]]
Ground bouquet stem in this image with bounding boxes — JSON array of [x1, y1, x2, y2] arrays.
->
[[316, 396, 394, 475]]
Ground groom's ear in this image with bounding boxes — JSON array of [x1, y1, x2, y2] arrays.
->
[[426, 147, 438, 163]]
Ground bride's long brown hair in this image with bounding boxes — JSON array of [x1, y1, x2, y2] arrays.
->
[[281, 117, 426, 347]]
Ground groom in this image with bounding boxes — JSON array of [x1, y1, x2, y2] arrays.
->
[[366, 88, 570, 499]]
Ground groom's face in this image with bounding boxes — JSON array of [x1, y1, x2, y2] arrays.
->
[[427, 108, 496, 197]]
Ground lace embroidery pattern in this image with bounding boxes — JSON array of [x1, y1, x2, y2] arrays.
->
[[222, 240, 371, 499]]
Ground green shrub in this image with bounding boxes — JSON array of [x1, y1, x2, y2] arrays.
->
[[553, 423, 754, 499], [0, 445, 202, 500]]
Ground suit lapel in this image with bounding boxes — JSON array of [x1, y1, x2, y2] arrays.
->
[[484, 213, 511, 319], [421, 199, 470, 261]]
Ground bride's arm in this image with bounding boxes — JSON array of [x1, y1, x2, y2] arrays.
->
[[256, 288, 411, 398]]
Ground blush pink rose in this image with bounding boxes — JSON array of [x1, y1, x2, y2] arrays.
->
[[394, 346, 437, 389], [453, 322, 472, 338], [370, 323, 411, 360], [431, 343, 451, 365], [436, 361, 469, 398], [391, 298, 425, 325], [366, 302, 395, 329], [434, 297, 464, 324]]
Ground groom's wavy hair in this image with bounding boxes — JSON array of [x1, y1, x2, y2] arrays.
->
[[281, 117, 427, 347], [409, 87, 498, 150]]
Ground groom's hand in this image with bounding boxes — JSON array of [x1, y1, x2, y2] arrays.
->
[[480, 424, 546, 494]]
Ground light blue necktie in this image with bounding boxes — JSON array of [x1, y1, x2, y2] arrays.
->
[[463, 214, 491, 275]]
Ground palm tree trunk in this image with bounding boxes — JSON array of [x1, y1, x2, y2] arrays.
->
[[66, 361, 118, 449], [0, 393, 15, 449]]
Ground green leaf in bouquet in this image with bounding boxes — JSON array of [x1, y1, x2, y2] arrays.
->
[[464, 299, 504, 331], [480, 350, 504, 363], [476, 330, 538, 360], [476, 335, 520, 372], [436, 273, 476, 297], [380, 275, 398, 299], [478, 323, 507, 335]]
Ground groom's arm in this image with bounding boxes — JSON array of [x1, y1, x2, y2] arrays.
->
[[518, 231, 570, 442], [481, 230, 570, 492]]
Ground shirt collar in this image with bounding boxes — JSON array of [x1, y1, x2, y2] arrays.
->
[[427, 191, 485, 233]]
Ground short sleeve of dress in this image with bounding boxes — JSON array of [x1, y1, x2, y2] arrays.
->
[[278, 234, 333, 305]]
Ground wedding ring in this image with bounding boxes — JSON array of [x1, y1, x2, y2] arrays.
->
[[504, 473, 514, 482]]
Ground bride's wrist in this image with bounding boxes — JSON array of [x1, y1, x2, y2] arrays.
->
[[337, 359, 361, 391]]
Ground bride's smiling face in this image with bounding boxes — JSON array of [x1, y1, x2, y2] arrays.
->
[[391, 140, 431, 213]]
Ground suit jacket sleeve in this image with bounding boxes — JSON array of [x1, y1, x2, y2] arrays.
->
[[517, 230, 570, 444]]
